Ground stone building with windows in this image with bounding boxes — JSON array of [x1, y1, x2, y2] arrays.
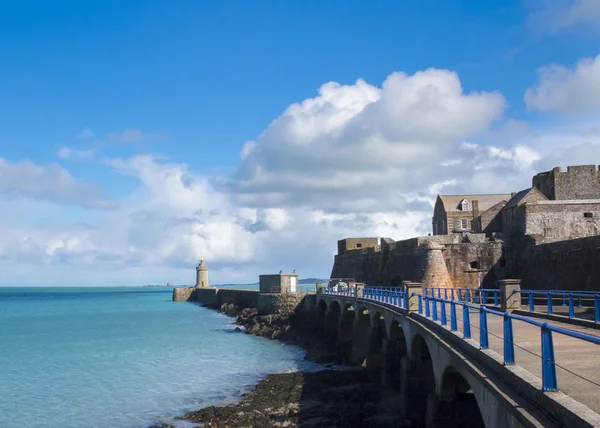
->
[[432, 194, 510, 235]]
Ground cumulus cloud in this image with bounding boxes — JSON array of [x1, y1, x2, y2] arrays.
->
[[0, 158, 118, 210], [6, 64, 600, 286], [529, 0, 600, 33], [230, 69, 505, 212], [525, 54, 600, 114]]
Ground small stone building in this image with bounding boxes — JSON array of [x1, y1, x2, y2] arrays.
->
[[432, 194, 510, 235], [337, 238, 379, 255], [533, 165, 600, 201], [259, 273, 299, 294]]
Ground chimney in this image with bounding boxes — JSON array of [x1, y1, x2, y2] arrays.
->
[[511, 192, 516, 199], [472, 199, 479, 218]]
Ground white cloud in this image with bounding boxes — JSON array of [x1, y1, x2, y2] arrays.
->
[[107, 128, 167, 143], [0, 158, 117, 210], [230, 69, 506, 212], [525, 54, 600, 114], [529, 0, 600, 33], [58, 146, 96, 160], [6, 64, 600, 286]]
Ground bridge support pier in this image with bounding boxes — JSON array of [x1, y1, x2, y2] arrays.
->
[[351, 309, 370, 365]]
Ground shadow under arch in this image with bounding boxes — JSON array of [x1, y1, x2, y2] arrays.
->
[[366, 311, 386, 369], [429, 366, 485, 428], [338, 303, 355, 364], [324, 300, 341, 340], [351, 307, 370, 365], [402, 333, 435, 422], [384, 319, 407, 388]]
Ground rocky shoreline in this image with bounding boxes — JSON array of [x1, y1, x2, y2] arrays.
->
[[149, 302, 414, 428]]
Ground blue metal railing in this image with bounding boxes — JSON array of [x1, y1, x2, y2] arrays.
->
[[520, 290, 600, 323], [423, 287, 500, 307], [416, 293, 600, 391], [320, 285, 600, 392]]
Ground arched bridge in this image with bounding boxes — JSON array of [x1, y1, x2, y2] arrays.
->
[[315, 285, 600, 428]]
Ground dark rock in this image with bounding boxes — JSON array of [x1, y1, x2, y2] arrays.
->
[[233, 326, 242, 332]]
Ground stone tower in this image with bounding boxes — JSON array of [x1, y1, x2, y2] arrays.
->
[[195, 259, 209, 288], [419, 243, 453, 288]]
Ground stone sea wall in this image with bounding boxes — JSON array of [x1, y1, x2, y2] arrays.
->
[[172, 287, 258, 308]]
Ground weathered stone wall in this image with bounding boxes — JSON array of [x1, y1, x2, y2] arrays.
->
[[172, 287, 195, 301], [517, 235, 600, 291], [330, 234, 504, 289], [257, 293, 306, 315], [533, 165, 600, 201], [337, 238, 379, 255], [523, 202, 600, 241], [444, 242, 505, 289]]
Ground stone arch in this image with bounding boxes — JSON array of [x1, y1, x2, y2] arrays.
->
[[324, 300, 341, 339], [337, 303, 355, 364], [366, 311, 387, 369], [401, 334, 435, 422], [351, 307, 370, 365], [384, 319, 408, 387], [426, 366, 484, 428], [339, 303, 355, 342], [317, 299, 327, 312]]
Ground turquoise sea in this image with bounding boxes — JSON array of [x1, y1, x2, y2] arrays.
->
[[0, 287, 317, 428]]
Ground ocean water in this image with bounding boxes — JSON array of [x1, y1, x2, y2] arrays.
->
[[0, 287, 317, 428]]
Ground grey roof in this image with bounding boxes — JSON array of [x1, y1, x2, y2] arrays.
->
[[505, 187, 547, 208], [438, 194, 511, 213]]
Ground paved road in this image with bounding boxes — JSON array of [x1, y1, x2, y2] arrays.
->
[[441, 303, 600, 414]]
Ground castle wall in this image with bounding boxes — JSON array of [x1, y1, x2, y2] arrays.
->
[[518, 235, 600, 291], [533, 165, 600, 200], [330, 235, 503, 289], [523, 202, 600, 241]]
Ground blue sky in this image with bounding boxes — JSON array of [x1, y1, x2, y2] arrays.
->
[[1, 0, 600, 285]]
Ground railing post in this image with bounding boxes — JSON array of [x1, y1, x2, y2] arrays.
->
[[494, 290, 499, 307], [578, 294, 583, 308], [432, 299, 438, 321], [441, 300, 447, 326], [463, 304, 471, 339], [503, 314, 515, 365], [466, 289, 471, 303], [596, 295, 600, 323], [425, 296, 431, 317], [450, 301, 457, 331], [444, 288, 448, 300], [451, 289, 455, 301], [481, 290, 487, 305], [541, 323, 558, 391], [498, 279, 521, 312], [562, 293, 566, 307], [528, 292, 534, 312], [479, 308, 489, 349], [568, 294, 575, 318], [418, 295, 423, 314], [547, 293, 553, 315]]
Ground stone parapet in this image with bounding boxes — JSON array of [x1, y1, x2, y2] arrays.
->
[[172, 287, 195, 302]]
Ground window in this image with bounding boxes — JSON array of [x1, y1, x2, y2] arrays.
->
[[356, 243, 362, 248], [584, 212, 593, 218], [469, 261, 480, 269], [460, 199, 470, 211], [461, 219, 468, 230]]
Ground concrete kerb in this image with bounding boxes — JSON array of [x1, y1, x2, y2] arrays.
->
[[513, 309, 600, 331]]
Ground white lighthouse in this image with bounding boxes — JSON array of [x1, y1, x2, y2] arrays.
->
[[195, 259, 209, 288]]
